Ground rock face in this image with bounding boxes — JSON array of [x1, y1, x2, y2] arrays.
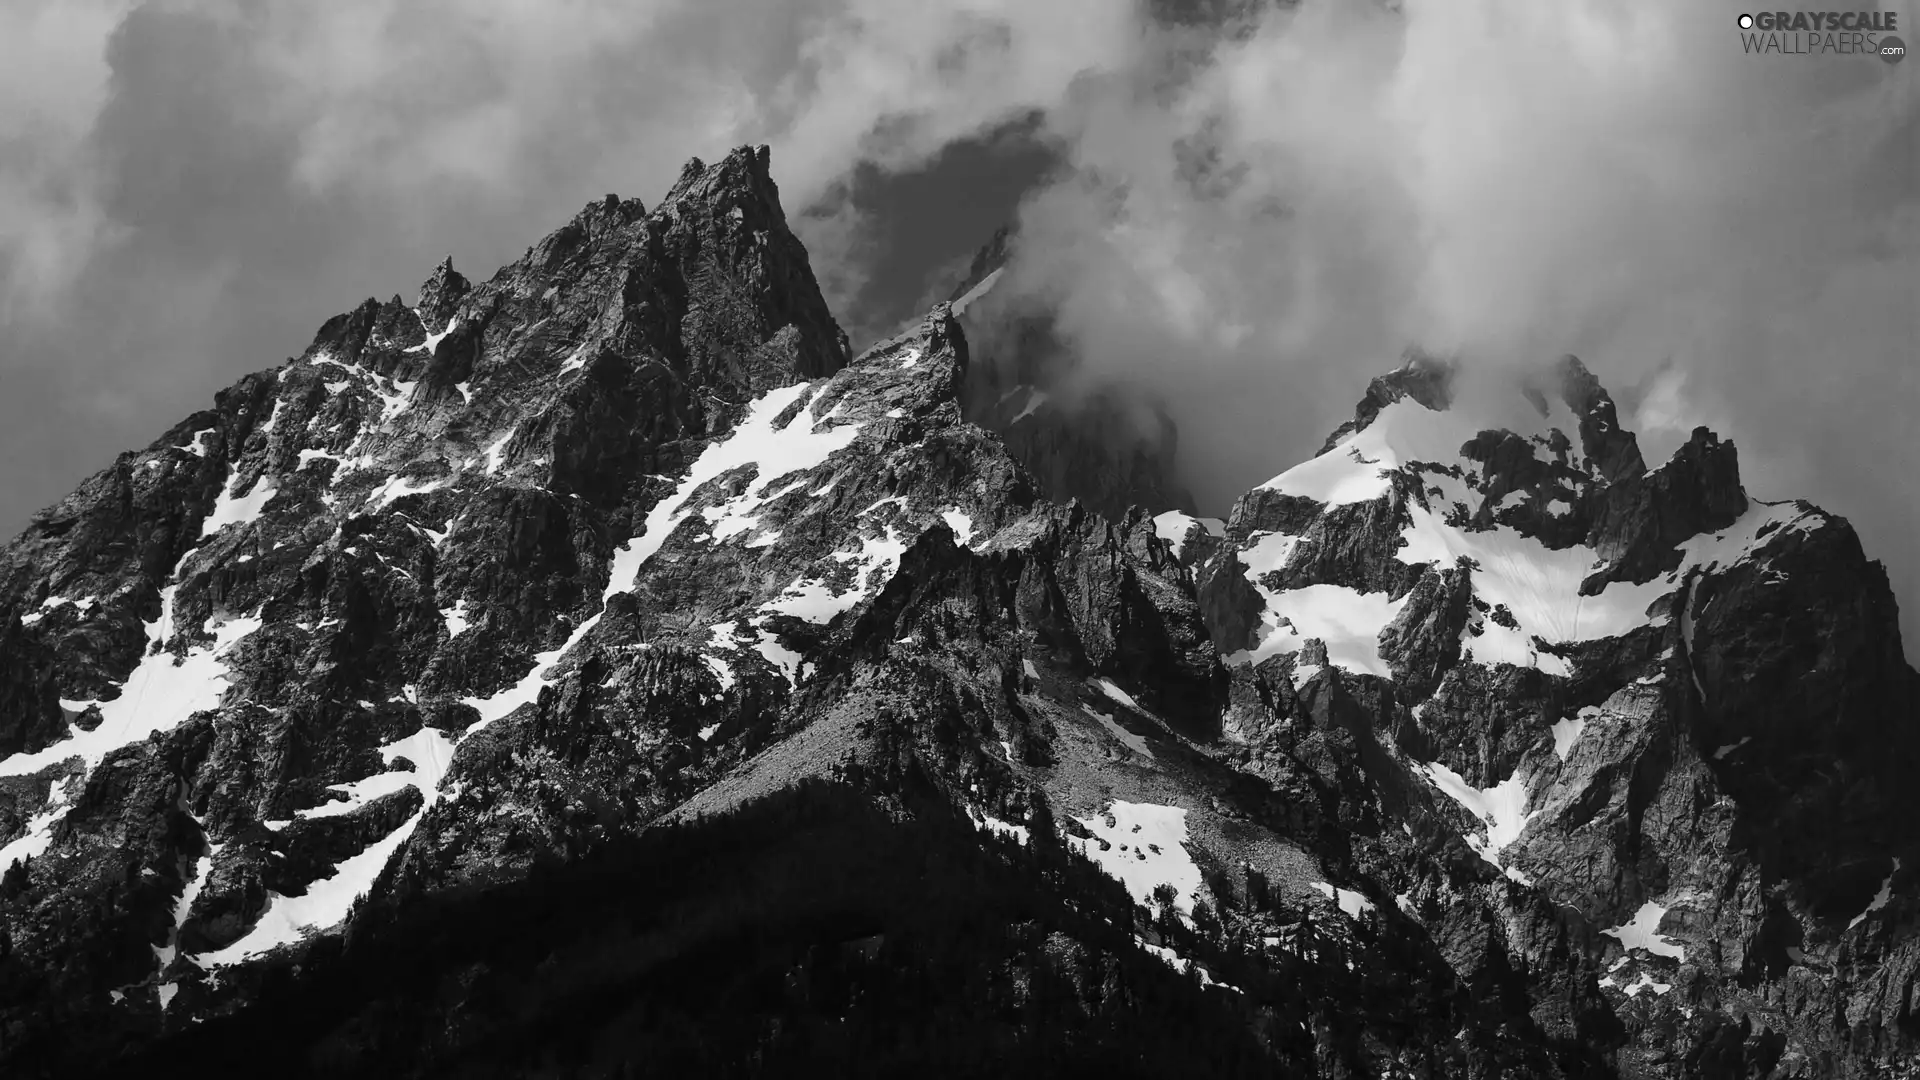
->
[[0, 146, 1913, 1079]]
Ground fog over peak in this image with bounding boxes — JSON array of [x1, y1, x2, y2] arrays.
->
[[1, 0, 1914, 650]]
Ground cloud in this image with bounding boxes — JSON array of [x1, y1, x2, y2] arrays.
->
[[0, 0, 133, 321]]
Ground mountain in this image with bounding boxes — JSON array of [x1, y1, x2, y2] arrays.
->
[[0, 146, 1915, 1079]]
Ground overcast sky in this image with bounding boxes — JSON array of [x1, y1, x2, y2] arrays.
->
[[3, 0, 1916, 648]]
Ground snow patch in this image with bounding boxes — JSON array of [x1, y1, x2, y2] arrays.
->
[[1065, 801, 1202, 919], [1084, 706, 1155, 760], [0, 778, 71, 870], [749, 622, 804, 684], [1153, 510, 1201, 558], [156, 840, 220, 978], [462, 617, 597, 731], [1849, 858, 1901, 931], [440, 599, 470, 638], [762, 526, 907, 625], [1224, 530, 1409, 675], [33, 595, 97, 620], [697, 630, 742, 692], [1229, 583, 1406, 675], [368, 473, 448, 511], [195, 728, 453, 968], [1550, 715, 1587, 761], [1422, 761, 1534, 882], [940, 509, 976, 547], [2, 604, 261, 777], [294, 768, 422, 821], [408, 315, 459, 355], [176, 429, 215, 457], [194, 813, 417, 967], [1600, 969, 1674, 997], [370, 377, 419, 424], [967, 806, 1030, 845], [1093, 678, 1142, 712], [201, 474, 278, 538], [1137, 938, 1240, 993], [1312, 881, 1376, 919], [1601, 901, 1686, 960], [642, 383, 862, 574], [1256, 398, 1470, 505], [482, 429, 514, 475]]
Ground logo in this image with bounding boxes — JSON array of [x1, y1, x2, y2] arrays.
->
[[1737, 10, 1907, 58]]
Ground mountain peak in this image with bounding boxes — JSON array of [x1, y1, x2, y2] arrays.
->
[[660, 144, 781, 218], [1539, 353, 1645, 482], [1317, 347, 1457, 455], [416, 256, 470, 330]]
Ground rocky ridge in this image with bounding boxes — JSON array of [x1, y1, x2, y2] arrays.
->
[[0, 147, 1912, 1078]]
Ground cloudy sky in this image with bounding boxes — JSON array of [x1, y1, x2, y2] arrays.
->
[[3, 0, 1916, 645]]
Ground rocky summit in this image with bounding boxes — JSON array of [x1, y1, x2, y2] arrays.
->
[[0, 146, 1915, 1079]]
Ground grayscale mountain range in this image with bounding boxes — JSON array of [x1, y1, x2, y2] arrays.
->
[[0, 146, 1915, 1079]]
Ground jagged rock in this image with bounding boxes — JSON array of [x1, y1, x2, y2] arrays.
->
[[415, 258, 470, 331], [0, 615, 63, 758], [1376, 560, 1472, 700], [1548, 355, 1645, 483], [1582, 425, 1748, 591]]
